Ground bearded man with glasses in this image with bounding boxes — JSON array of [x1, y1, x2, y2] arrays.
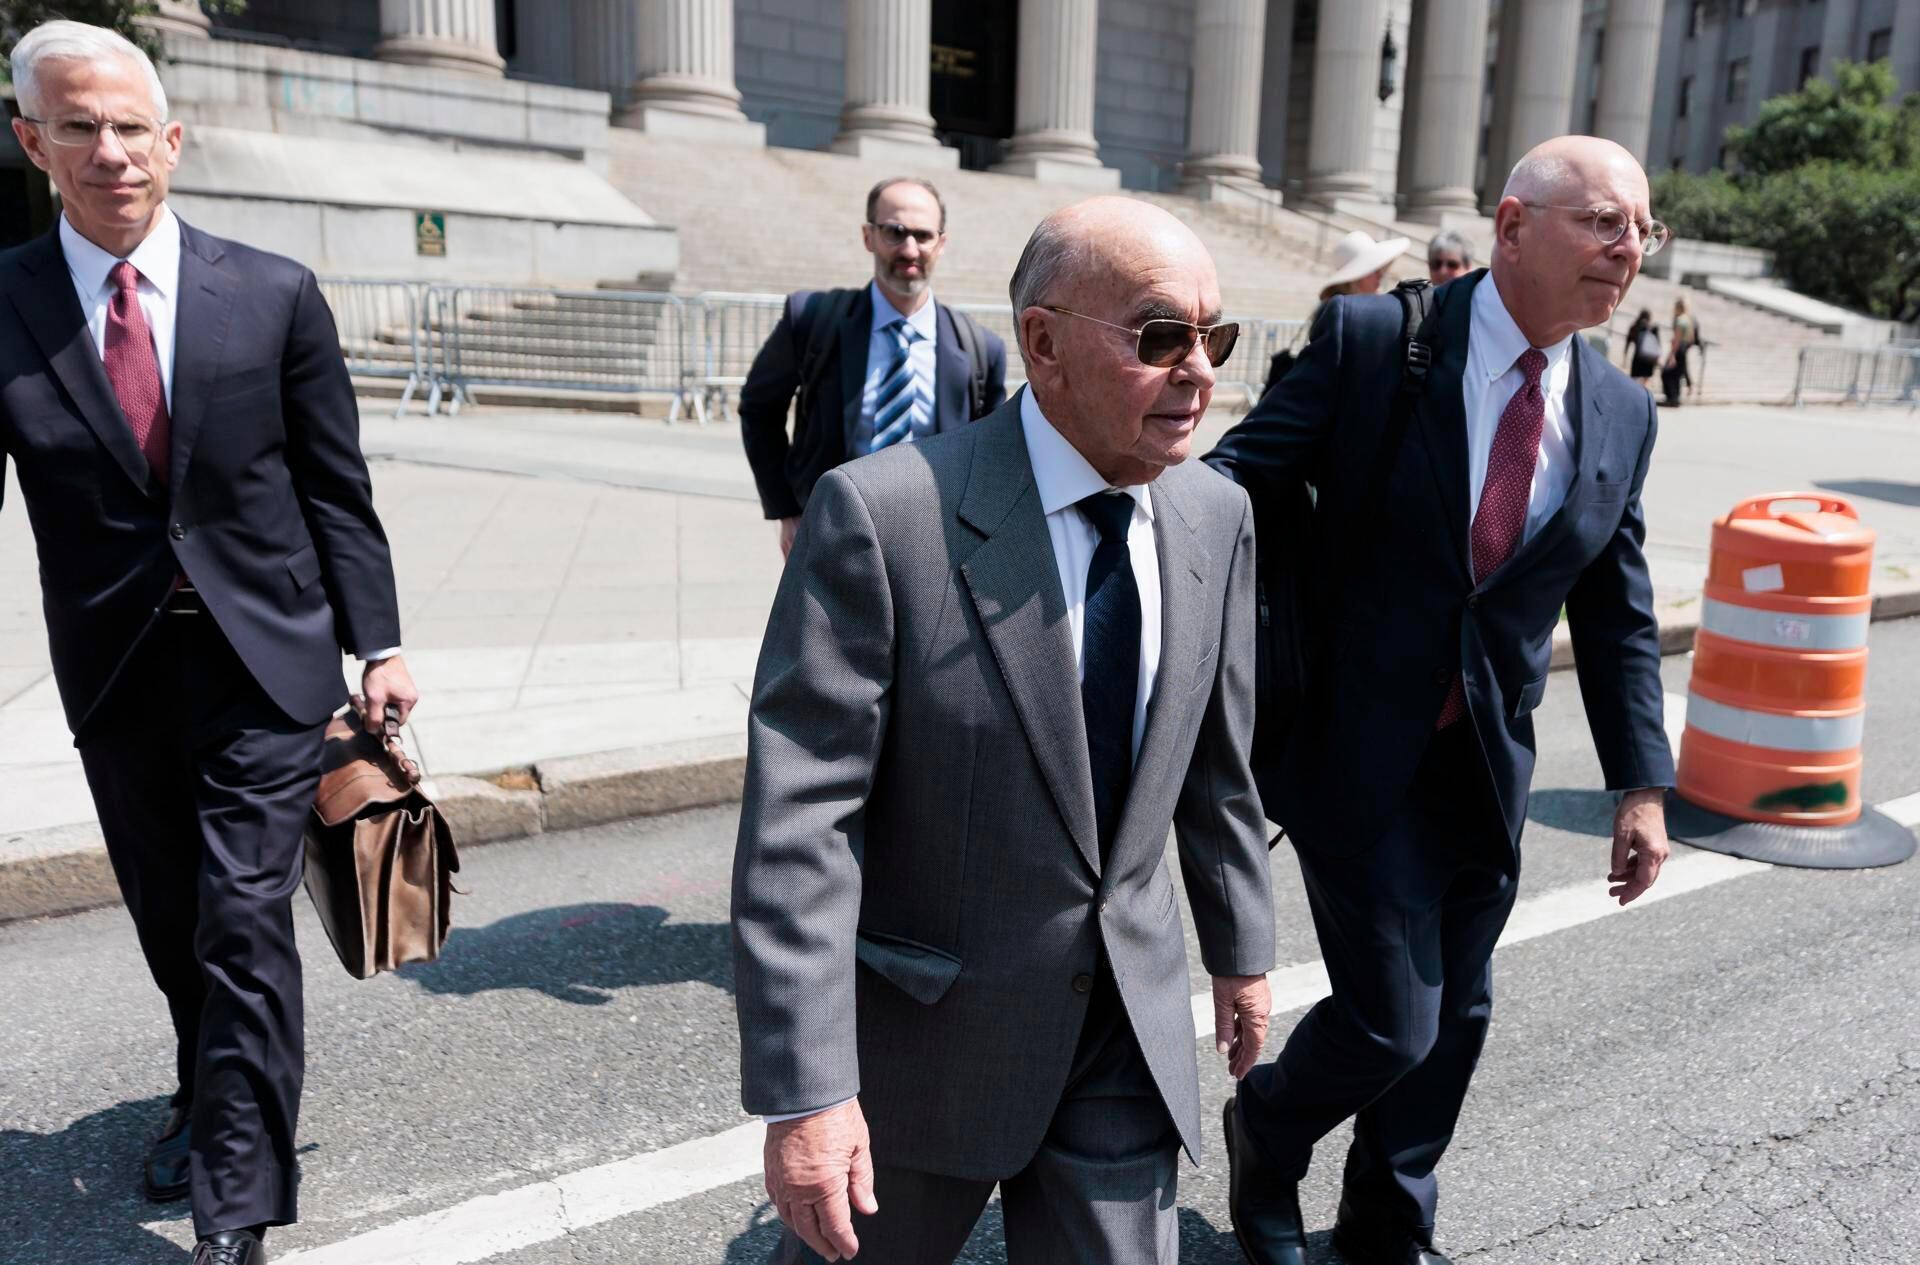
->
[[1204, 134, 1676, 1265], [739, 176, 1006, 558], [732, 196, 1273, 1263], [1, 22, 416, 1264]]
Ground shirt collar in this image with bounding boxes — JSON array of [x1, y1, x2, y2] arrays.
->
[[59, 204, 181, 302], [1471, 271, 1573, 382], [1019, 386, 1154, 522], [869, 281, 938, 340]]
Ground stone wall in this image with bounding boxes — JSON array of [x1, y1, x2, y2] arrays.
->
[[210, 0, 380, 55], [1092, 0, 1196, 192], [734, 0, 845, 152]]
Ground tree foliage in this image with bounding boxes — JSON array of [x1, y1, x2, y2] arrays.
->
[[1655, 61, 1920, 321]]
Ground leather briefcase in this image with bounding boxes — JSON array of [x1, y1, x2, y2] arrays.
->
[[303, 697, 459, 979]]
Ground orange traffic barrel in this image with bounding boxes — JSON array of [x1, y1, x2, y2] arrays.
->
[[1677, 493, 1873, 826]]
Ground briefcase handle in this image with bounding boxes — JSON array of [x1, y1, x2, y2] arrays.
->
[[349, 693, 423, 788]]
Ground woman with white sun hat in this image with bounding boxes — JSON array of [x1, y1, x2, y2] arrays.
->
[[1314, 229, 1411, 317]]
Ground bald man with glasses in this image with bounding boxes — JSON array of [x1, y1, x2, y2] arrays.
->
[[738, 176, 1006, 558]]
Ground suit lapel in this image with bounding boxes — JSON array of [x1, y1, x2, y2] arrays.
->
[[1492, 331, 1607, 583], [4, 229, 155, 498], [932, 302, 968, 432], [837, 288, 873, 442], [166, 224, 236, 498], [1113, 472, 1206, 857], [956, 401, 1103, 877], [1410, 272, 1478, 579]]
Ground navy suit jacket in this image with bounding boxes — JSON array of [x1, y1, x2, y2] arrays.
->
[[0, 219, 400, 739], [1206, 270, 1674, 856], [738, 285, 1008, 520]]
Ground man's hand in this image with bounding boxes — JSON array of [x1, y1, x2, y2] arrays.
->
[[779, 516, 802, 559], [764, 1099, 877, 1260], [361, 655, 421, 735], [1212, 973, 1271, 1079], [1609, 788, 1671, 906]]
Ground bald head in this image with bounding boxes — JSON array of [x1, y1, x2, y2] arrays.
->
[[1502, 135, 1647, 207], [1009, 196, 1212, 332]]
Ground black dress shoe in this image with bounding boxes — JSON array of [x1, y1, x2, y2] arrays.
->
[[143, 1103, 191, 1203], [1222, 1096, 1308, 1265], [1331, 1197, 1452, 1264], [191, 1229, 267, 1265]]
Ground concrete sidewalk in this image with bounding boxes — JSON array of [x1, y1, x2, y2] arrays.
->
[[4, 400, 1919, 918]]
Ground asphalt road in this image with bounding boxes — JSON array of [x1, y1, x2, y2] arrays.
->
[[4, 620, 1919, 1264]]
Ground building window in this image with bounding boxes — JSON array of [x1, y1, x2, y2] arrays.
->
[[1868, 28, 1892, 63], [1678, 76, 1692, 118], [1799, 46, 1820, 88], [1687, 2, 1705, 37], [1727, 58, 1749, 105]]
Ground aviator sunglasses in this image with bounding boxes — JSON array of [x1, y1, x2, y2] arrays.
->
[[1044, 306, 1240, 369]]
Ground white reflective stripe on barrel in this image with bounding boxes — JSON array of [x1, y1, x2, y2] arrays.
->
[[1685, 691, 1865, 753], [1698, 597, 1870, 651]]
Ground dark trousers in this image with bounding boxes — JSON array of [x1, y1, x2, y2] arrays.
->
[[776, 968, 1179, 1264], [1238, 722, 1519, 1234], [76, 607, 326, 1238]]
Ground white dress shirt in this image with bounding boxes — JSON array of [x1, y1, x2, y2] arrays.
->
[[59, 209, 402, 664], [853, 281, 940, 453], [61, 206, 181, 413], [1020, 386, 1162, 764], [1463, 273, 1577, 567]]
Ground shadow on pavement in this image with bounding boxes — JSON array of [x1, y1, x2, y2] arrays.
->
[[1525, 788, 1617, 838], [0, 1094, 193, 1263], [1814, 479, 1920, 509], [723, 1200, 781, 1261], [397, 902, 731, 1005]]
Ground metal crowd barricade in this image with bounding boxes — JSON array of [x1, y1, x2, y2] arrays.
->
[[318, 278, 431, 416], [1221, 317, 1310, 408], [688, 292, 790, 422], [1793, 346, 1920, 407], [426, 285, 698, 418]]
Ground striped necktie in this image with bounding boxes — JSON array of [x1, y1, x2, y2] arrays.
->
[[868, 318, 929, 454]]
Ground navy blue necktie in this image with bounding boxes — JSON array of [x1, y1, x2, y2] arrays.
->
[[1079, 491, 1141, 865]]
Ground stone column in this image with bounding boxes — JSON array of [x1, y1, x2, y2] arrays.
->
[[138, 0, 211, 36], [1181, 0, 1268, 196], [1401, 0, 1490, 222], [1488, 0, 1581, 204], [1816, 0, 1858, 81], [375, 0, 506, 76], [834, 0, 956, 167], [1594, 0, 1662, 164], [573, 0, 637, 110], [992, 0, 1119, 188], [621, 0, 765, 144], [1304, 0, 1385, 211]]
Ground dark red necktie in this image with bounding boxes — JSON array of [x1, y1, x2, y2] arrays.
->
[[102, 260, 170, 487], [1436, 347, 1548, 729]]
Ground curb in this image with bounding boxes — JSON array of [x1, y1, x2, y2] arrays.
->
[[6, 578, 1919, 927]]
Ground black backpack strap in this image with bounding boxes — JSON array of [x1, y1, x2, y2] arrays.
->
[[796, 288, 859, 408], [1368, 279, 1436, 501], [946, 305, 991, 417]]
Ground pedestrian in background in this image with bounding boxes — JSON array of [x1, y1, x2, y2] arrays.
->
[[0, 22, 417, 1264], [1206, 135, 1675, 1265], [1313, 229, 1408, 323], [1666, 294, 1698, 403], [1425, 230, 1473, 288], [1626, 308, 1659, 386], [732, 196, 1273, 1264], [738, 177, 1006, 558]]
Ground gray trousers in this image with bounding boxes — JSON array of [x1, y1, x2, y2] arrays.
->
[[775, 970, 1178, 1265]]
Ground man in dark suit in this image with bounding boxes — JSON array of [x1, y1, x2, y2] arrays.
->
[[1205, 136, 1676, 1265], [732, 197, 1273, 1263], [1, 22, 417, 1264], [738, 176, 1006, 557]]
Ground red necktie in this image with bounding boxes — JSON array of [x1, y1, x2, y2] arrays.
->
[[1436, 347, 1548, 729], [102, 260, 170, 487]]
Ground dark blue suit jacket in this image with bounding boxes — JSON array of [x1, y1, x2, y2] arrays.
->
[[1206, 270, 1674, 856], [738, 285, 1007, 520], [0, 219, 400, 739]]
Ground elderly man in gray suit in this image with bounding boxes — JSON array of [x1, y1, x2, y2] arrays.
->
[[730, 196, 1277, 1263]]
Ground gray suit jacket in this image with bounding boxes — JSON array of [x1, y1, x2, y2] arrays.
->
[[731, 395, 1275, 1177]]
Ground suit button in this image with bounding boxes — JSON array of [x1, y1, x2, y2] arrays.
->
[[1072, 974, 1093, 994], [169, 524, 186, 540], [1433, 668, 1452, 686], [1467, 595, 1480, 610]]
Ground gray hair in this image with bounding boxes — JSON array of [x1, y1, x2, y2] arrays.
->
[[7, 20, 169, 120], [1008, 216, 1088, 359], [1427, 229, 1473, 266]]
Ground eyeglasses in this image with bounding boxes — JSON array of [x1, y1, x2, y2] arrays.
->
[[1044, 306, 1240, 369], [868, 221, 942, 247], [1428, 256, 1468, 273], [1522, 203, 1671, 256], [22, 114, 166, 154]]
